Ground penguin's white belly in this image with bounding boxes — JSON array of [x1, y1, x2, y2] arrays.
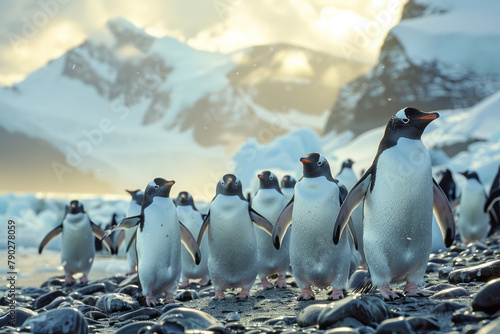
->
[[282, 188, 294, 204], [459, 184, 488, 242], [178, 207, 209, 280], [252, 189, 288, 276], [125, 203, 140, 267], [61, 215, 94, 274], [364, 139, 432, 285], [290, 178, 350, 290], [137, 199, 181, 295], [208, 195, 258, 289]]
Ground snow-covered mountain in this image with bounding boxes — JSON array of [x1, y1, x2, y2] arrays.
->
[[324, 0, 500, 137], [0, 18, 368, 196]]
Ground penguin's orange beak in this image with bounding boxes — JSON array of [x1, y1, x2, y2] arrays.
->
[[227, 178, 232, 184], [258, 174, 265, 179], [415, 114, 438, 121], [164, 181, 175, 186], [300, 158, 313, 164]]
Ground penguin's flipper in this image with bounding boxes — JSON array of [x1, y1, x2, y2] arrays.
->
[[485, 188, 500, 213], [102, 215, 142, 239], [179, 222, 202, 265], [126, 230, 137, 253], [38, 225, 62, 254], [197, 211, 210, 248], [338, 185, 358, 250], [115, 230, 126, 254], [249, 208, 273, 236], [91, 222, 116, 254], [272, 196, 294, 250], [433, 179, 455, 248], [333, 169, 372, 245]]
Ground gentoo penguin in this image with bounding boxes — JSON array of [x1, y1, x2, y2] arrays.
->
[[336, 158, 364, 270], [332, 107, 455, 300], [273, 153, 358, 300], [456, 171, 489, 243], [251, 171, 289, 289], [438, 169, 457, 205], [103, 178, 201, 306], [39, 200, 115, 285], [176, 191, 210, 288], [197, 174, 273, 300], [281, 175, 296, 204], [120, 189, 143, 275], [485, 165, 500, 235]]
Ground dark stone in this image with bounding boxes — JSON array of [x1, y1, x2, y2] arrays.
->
[[81, 296, 97, 306], [114, 321, 155, 334], [41, 276, 66, 289], [374, 316, 412, 334], [297, 304, 328, 327], [69, 292, 82, 300], [348, 270, 368, 290], [430, 287, 470, 299], [426, 283, 455, 292], [85, 311, 108, 320], [21, 308, 88, 334], [21, 287, 51, 298], [449, 260, 500, 284], [432, 302, 467, 313], [44, 296, 73, 310], [158, 307, 222, 330], [75, 283, 106, 295], [451, 310, 489, 324], [96, 293, 139, 313], [33, 290, 66, 309], [225, 312, 240, 322], [317, 295, 396, 329], [160, 303, 182, 314], [0, 306, 37, 327], [406, 316, 440, 331], [264, 316, 296, 326], [76, 305, 101, 314], [174, 289, 199, 301], [472, 278, 500, 314], [143, 322, 185, 334], [115, 284, 139, 296], [439, 266, 454, 279], [116, 307, 161, 321], [426, 262, 441, 273]]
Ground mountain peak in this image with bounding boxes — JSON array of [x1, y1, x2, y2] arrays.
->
[[106, 17, 155, 52]]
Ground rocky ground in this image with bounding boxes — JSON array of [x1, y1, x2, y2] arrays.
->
[[1, 234, 500, 334]]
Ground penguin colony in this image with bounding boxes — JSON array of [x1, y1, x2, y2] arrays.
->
[[39, 107, 500, 303]]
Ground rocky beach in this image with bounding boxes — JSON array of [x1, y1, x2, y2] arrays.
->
[[1, 234, 500, 333]]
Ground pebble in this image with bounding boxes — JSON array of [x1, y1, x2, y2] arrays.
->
[[472, 278, 500, 314], [96, 293, 139, 313], [448, 260, 500, 284], [225, 312, 240, 322], [21, 307, 88, 334], [430, 287, 469, 299], [432, 302, 467, 313], [116, 307, 161, 321], [158, 307, 222, 330], [174, 289, 199, 301], [374, 316, 412, 333], [348, 270, 368, 290], [297, 304, 328, 327], [75, 283, 106, 295], [33, 290, 67, 309], [114, 321, 156, 333], [115, 284, 139, 296], [0, 306, 37, 327]]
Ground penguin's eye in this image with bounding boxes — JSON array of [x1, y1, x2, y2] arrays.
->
[[154, 185, 159, 189], [221, 182, 224, 186], [402, 118, 409, 124], [270, 176, 274, 180], [317, 161, 322, 166]]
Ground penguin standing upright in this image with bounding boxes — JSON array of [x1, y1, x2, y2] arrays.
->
[[252, 171, 289, 289], [438, 169, 457, 205], [123, 189, 143, 274], [457, 171, 489, 243], [104, 178, 201, 306], [333, 107, 455, 300], [273, 153, 357, 300], [281, 175, 296, 204], [197, 174, 273, 300], [176, 191, 210, 288], [39, 200, 115, 285]]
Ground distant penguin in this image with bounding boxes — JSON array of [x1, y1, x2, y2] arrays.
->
[[122, 189, 143, 275], [197, 174, 273, 300], [438, 169, 457, 205], [273, 153, 358, 300], [333, 107, 455, 300], [336, 159, 357, 191], [104, 178, 201, 306], [176, 191, 210, 288], [39, 200, 115, 285], [485, 165, 500, 235], [457, 171, 489, 243], [281, 175, 296, 204], [252, 171, 289, 289]]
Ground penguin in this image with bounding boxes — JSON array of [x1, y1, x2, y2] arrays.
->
[[176, 191, 210, 288], [39, 200, 115, 285], [332, 107, 455, 300], [251, 171, 289, 289], [197, 174, 273, 300], [119, 189, 143, 275], [281, 175, 296, 204], [336, 158, 364, 270], [438, 169, 457, 205], [272, 153, 358, 300], [456, 171, 489, 243], [103, 178, 201, 306], [485, 165, 500, 235]]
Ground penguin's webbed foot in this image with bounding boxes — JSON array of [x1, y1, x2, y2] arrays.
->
[[379, 285, 400, 301], [404, 283, 433, 297], [275, 275, 287, 289], [199, 278, 211, 286], [80, 274, 88, 284], [261, 277, 274, 290], [328, 289, 345, 300], [179, 280, 190, 289], [297, 287, 315, 301], [213, 290, 226, 300], [236, 288, 250, 299], [146, 294, 157, 306], [65, 274, 75, 286]]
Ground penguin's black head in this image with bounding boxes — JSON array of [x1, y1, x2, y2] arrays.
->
[[341, 159, 354, 169], [460, 170, 481, 182], [68, 200, 84, 214], [385, 107, 439, 140], [216, 174, 244, 197], [126, 189, 144, 206], [257, 171, 281, 192], [145, 178, 175, 199], [300, 153, 333, 179], [176, 191, 196, 208], [281, 175, 296, 189]]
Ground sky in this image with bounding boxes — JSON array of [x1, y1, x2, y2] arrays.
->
[[0, 0, 406, 86]]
